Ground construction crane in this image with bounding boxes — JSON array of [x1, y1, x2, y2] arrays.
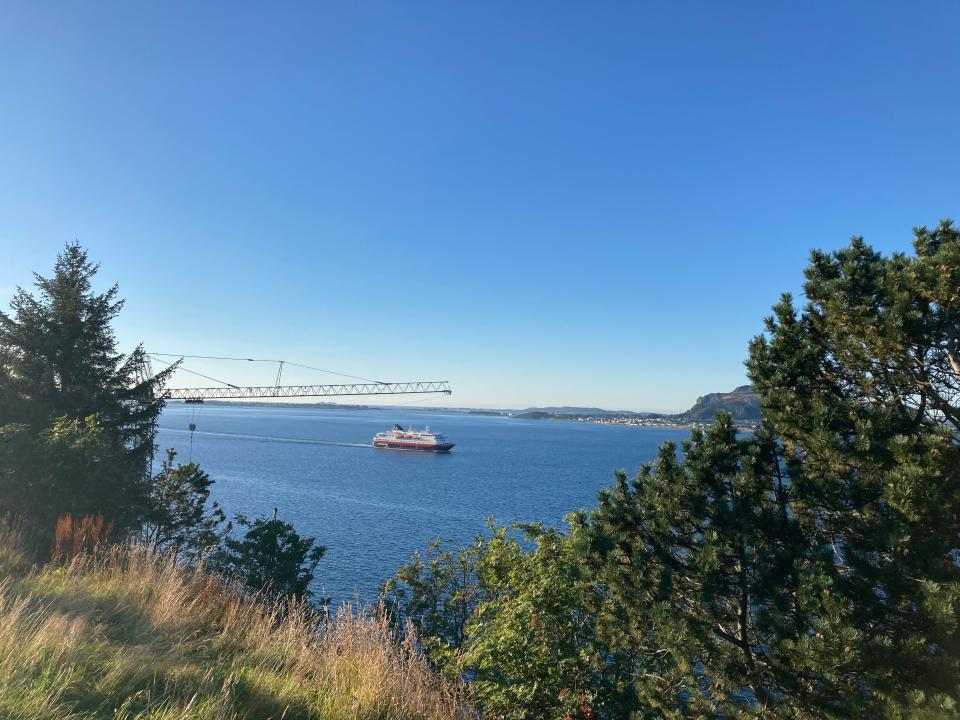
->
[[145, 353, 452, 403], [164, 380, 451, 402]]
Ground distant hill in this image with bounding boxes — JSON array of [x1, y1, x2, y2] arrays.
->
[[505, 387, 761, 425], [676, 385, 760, 421], [517, 406, 653, 417]]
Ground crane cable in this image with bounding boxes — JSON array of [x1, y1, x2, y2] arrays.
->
[[146, 355, 210, 459], [147, 354, 238, 388], [146, 353, 384, 384], [147, 350, 448, 411], [380, 391, 451, 407]]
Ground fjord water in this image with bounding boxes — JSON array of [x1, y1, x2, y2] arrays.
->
[[156, 404, 689, 603]]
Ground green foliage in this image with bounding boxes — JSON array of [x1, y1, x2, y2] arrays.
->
[[386, 523, 618, 719], [744, 219, 960, 715], [142, 448, 226, 562], [0, 416, 145, 538], [575, 416, 860, 716], [570, 220, 960, 717], [0, 243, 174, 534], [383, 531, 490, 672], [463, 526, 612, 720], [392, 219, 960, 719], [0, 244, 331, 606], [211, 510, 326, 601]]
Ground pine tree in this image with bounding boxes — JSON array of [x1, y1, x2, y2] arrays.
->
[[0, 243, 175, 534], [143, 449, 226, 562], [747, 220, 960, 715], [574, 417, 850, 717], [0, 243, 174, 471], [573, 220, 960, 717], [211, 510, 326, 600]]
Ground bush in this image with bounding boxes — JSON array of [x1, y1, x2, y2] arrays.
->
[[210, 509, 326, 601]]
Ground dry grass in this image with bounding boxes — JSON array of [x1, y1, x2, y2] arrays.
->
[[0, 526, 472, 719], [50, 514, 113, 565]]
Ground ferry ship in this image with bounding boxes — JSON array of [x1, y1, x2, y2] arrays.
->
[[373, 424, 455, 452]]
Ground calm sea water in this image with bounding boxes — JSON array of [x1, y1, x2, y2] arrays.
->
[[155, 404, 689, 603]]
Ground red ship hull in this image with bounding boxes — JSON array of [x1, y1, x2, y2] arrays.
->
[[373, 440, 455, 452]]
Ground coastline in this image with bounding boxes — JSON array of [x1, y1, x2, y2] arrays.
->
[[518, 414, 759, 433], [168, 400, 759, 432]]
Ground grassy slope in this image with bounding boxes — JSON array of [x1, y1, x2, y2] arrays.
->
[[0, 532, 468, 720]]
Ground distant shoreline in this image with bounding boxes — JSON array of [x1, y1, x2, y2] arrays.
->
[[511, 413, 758, 433], [167, 399, 758, 432]]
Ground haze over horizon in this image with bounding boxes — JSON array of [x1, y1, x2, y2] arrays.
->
[[2, 2, 958, 412]]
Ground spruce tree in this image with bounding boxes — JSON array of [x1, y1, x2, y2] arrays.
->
[[0, 243, 175, 534], [0, 418, 149, 538], [0, 243, 173, 472]]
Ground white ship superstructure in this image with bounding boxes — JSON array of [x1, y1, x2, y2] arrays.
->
[[373, 424, 455, 452]]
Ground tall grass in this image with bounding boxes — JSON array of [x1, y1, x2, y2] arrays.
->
[[0, 526, 471, 719], [50, 513, 113, 564]]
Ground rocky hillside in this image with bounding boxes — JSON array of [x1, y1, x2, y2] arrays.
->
[[677, 384, 760, 421]]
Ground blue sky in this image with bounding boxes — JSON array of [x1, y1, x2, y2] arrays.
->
[[1, 2, 957, 411]]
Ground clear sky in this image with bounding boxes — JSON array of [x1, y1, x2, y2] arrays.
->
[[1, 2, 958, 411]]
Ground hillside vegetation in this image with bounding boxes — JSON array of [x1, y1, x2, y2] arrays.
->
[[0, 528, 467, 720], [4, 228, 960, 718], [387, 221, 960, 718]]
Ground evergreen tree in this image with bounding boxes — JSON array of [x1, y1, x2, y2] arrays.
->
[[383, 219, 960, 717], [573, 220, 960, 717], [211, 509, 326, 600], [142, 449, 226, 562], [575, 417, 856, 717], [0, 418, 146, 537], [746, 220, 960, 715], [0, 243, 174, 473]]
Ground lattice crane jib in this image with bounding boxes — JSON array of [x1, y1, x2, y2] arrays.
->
[[163, 380, 452, 402]]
